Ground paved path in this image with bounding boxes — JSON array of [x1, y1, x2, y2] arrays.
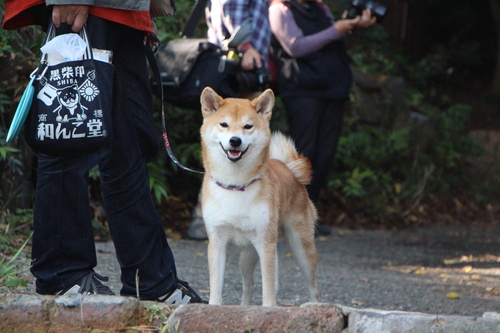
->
[[94, 225, 500, 317]]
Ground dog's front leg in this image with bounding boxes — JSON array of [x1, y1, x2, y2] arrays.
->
[[208, 235, 227, 305], [257, 241, 278, 307]]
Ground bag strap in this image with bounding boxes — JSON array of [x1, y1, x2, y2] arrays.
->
[[145, 44, 205, 175], [181, 0, 208, 37]]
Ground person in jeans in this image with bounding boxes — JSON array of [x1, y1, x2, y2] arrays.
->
[[3, 0, 205, 303], [269, 0, 375, 231]]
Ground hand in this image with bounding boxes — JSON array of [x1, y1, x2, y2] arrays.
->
[[52, 5, 90, 32], [334, 16, 360, 35], [240, 45, 262, 71], [357, 8, 377, 28]]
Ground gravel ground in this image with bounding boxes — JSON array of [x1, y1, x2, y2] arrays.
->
[[91, 224, 500, 317]]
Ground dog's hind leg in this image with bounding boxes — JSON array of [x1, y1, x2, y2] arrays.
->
[[239, 245, 259, 305], [285, 222, 319, 302], [208, 234, 228, 305]]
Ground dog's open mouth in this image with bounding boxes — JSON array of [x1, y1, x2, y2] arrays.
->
[[220, 143, 249, 162]]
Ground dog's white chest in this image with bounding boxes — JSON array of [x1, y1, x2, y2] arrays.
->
[[203, 181, 270, 234]]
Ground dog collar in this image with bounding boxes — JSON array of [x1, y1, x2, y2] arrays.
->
[[211, 177, 259, 191]]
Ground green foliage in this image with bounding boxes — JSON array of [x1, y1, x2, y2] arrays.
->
[[349, 25, 405, 77], [0, 233, 32, 291], [328, 100, 485, 220], [156, 0, 207, 42], [0, 208, 33, 253], [148, 161, 171, 203]]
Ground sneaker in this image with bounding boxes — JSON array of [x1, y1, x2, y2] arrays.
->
[[57, 272, 115, 296], [158, 280, 207, 304]]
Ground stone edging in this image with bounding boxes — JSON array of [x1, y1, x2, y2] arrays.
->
[[1, 294, 500, 332]]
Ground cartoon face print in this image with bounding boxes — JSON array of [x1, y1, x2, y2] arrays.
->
[[55, 84, 87, 123], [58, 84, 80, 109]]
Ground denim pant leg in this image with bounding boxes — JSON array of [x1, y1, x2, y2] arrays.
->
[[94, 19, 177, 299], [31, 153, 100, 294]]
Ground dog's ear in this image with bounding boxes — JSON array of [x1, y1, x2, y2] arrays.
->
[[251, 89, 274, 122], [201, 87, 224, 118]]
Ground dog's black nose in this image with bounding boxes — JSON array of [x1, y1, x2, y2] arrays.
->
[[229, 136, 242, 148]]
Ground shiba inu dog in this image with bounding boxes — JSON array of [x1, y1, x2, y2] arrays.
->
[[200, 87, 319, 306]]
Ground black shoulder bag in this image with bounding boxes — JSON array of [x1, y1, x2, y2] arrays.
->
[[153, 0, 241, 110]]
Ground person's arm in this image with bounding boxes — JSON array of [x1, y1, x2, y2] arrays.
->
[[221, 0, 267, 70], [269, 2, 361, 58]]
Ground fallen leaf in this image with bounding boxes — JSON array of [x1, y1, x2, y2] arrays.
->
[[352, 300, 364, 306], [462, 265, 473, 272], [195, 252, 204, 257], [470, 274, 481, 279], [317, 236, 328, 242], [413, 269, 426, 275], [286, 252, 293, 258], [485, 287, 494, 292], [443, 259, 460, 265], [446, 292, 460, 299]]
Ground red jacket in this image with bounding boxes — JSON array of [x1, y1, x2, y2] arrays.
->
[[3, 0, 151, 32]]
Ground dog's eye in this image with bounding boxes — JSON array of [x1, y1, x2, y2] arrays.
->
[[244, 124, 253, 130], [220, 122, 228, 128]]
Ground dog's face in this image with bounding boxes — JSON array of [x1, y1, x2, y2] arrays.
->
[[57, 84, 80, 108], [200, 87, 275, 164]]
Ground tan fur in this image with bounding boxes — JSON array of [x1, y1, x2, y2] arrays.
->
[[200, 87, 319, 306]]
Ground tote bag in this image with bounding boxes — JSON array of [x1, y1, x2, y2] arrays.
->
[[25, 24, 114, 156]]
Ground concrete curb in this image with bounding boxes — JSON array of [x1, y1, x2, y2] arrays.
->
[[1, 294, 500, 332], [337, 305, 500, 333]]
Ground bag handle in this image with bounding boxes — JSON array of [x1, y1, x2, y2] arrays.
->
[[181, 0, 208, 37], [39, 22, 93, 65]]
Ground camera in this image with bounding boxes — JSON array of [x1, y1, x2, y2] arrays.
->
[[227, 66, 273, 93], [347, 0, 388, 23]]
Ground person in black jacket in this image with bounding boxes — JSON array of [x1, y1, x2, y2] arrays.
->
[[270, 0, 375, 234]]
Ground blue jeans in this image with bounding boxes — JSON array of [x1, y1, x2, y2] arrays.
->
[[31, 16, 178, 299]]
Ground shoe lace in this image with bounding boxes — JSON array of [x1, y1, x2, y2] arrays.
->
[[78, 272, 111, 294]]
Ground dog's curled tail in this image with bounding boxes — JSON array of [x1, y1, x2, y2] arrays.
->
[[269, 132, 313, 185]]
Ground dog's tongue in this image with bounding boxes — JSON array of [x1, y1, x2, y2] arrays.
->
[[229, 150, 241, 158]]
